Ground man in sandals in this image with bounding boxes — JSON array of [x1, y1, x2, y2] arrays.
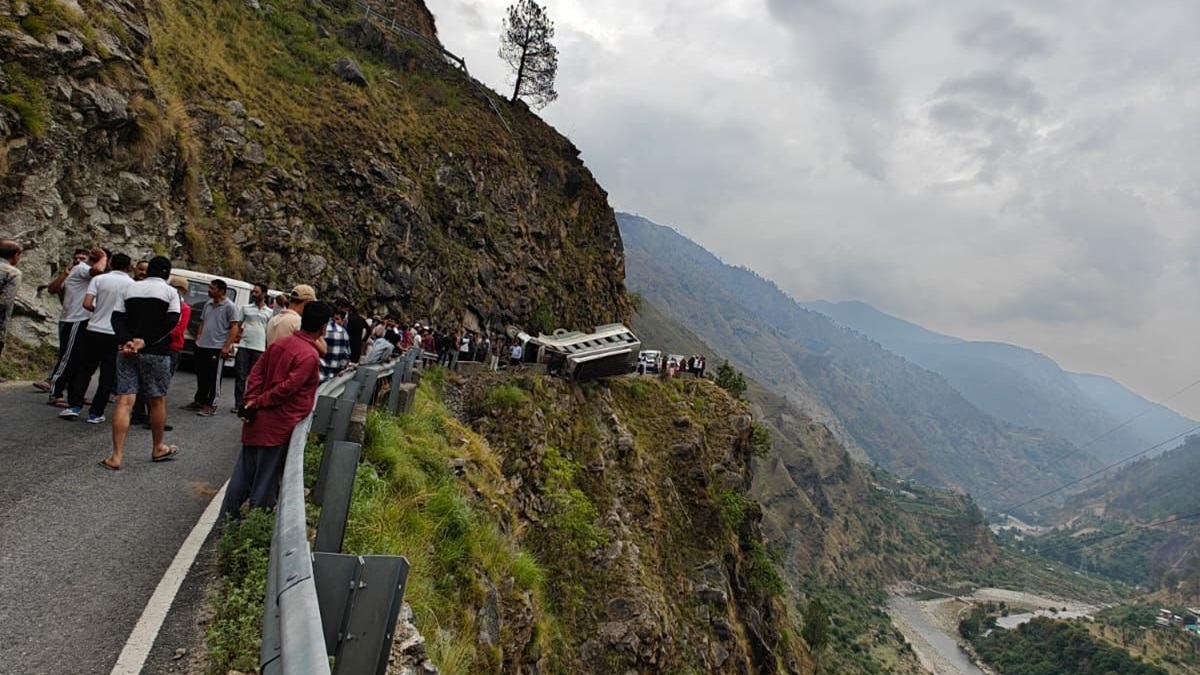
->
[[100, 256, 181, 470]]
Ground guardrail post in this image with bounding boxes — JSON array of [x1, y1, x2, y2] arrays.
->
[[355, 366, 384, 406], [313, 553, 411, 675], [387, 360, 406, 412], [314, 441, 362, 553], [325, 381, 362, 443], [312, 394, 337, 437]]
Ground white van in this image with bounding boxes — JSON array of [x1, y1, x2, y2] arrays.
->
[[637, 349, 662, 374], [171, 268, 255, 366]]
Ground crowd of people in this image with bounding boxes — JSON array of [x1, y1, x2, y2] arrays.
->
[[0, 241, 545, 519], [360, 319, 524, 372], [0, 240, 711, 521]]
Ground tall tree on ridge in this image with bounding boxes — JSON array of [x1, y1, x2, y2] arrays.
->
[[499, 0, 558, 108]]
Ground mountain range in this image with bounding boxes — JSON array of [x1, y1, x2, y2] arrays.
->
[[804, 300, 1197, 464], [618, 212, 1098, 513]]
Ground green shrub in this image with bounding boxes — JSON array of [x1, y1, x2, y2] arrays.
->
[[748, 540, 786, 596], [750, 422, 773, 458], [0, 66, 48, 137], [715, 360, 747, 399], [208, 509, 274, 673], [484, 383, 528, 410], [717, 488, 753, 528], [511, 549, 545, 590]]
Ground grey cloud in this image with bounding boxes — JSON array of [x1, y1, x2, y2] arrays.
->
[[928, 100, 982, 131], [1045, 188, 1163, 285], [927, 71, 1047, 182], [987, 187, 1163, 325], [579, 102, 773, 214], [985, 282, 1116, 325], [936, 71, 1045, 114], [959, 11, 1051, 62], [766, 0, 894, 180], [439, 0, 487, 31]]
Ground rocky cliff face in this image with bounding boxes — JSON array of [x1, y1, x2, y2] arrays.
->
[[0, 0, 630, 343], [452, 374, 805, 673]]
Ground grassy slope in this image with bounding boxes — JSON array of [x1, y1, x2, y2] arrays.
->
[[330, 370, 805, 673]]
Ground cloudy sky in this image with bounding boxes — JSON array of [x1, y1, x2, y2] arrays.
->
[[428, 0, 1200, 418]]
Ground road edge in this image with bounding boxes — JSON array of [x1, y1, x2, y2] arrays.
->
[[109, 481, 229, 675]]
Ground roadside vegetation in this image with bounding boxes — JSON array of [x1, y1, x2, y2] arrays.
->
[[962, 612, 1168, 675], [341, 382, 553, 674], [0, 338, 57, 381], [206, 509, 273, 674]]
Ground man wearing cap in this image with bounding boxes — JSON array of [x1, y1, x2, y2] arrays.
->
[[100, 256, 181, 470], [0, 239, 23, 360], [266, 284, 315, 347]]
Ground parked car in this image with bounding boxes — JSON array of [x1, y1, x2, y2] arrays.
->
[[637, 349, 662, 374], [172, 268, 254, 368]]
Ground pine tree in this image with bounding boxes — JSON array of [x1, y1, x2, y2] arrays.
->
[[499, 0, 559, 109], [802, 598, 830, 673], [715, 360, 747, 399]]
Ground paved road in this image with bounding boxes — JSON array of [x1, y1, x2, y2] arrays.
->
[[0, 373, 243, 675]]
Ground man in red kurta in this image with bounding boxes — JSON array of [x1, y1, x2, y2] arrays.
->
[[219, 301, 331, 519]]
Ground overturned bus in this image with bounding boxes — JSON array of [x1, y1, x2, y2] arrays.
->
[[524, 323, 641, 382]]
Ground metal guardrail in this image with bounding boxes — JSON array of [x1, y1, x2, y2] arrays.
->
[[261, 348, 422, 675]]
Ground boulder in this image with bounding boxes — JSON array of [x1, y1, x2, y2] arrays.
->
[[332, 57, 368, 86]]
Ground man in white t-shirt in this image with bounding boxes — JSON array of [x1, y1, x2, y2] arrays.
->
[[232, 282, 273, 411], [62, 253, 134, 422], [40, 247, 107, 404]]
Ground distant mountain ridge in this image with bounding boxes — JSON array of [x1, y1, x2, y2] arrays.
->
[[804, 300, 1196, 463], [618, 212, 1097, 511], [629, 298, 1002, 674]]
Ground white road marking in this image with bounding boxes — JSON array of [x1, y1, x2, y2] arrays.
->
[[109, 481, 229, 675]]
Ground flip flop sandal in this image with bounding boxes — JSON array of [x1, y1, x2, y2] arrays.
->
[[98, 459, 120, 471], [152, 445, 180, 462]]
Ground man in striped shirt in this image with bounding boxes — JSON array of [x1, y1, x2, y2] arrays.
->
[[319, 309, 351, 381]]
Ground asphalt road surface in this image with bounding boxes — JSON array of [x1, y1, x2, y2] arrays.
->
[[0, 372, 243, 675]]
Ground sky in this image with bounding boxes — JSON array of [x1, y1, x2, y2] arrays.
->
[[427, 0, 1200, 418]]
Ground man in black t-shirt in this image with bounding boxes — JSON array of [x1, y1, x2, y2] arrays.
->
[[337, 300, 367, 363], [100, 256, 181, 470]]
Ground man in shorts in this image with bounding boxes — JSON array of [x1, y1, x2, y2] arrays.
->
[[99, 256, 181, 470]]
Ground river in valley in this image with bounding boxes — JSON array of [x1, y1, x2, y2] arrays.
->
[[888, 595, 987, 675]]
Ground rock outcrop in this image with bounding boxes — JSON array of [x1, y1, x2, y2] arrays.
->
[[0, 0, 630, 344], [456, 375, 805, 673]]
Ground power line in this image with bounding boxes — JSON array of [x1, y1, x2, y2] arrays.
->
[[976, 375, 1200, 505], [1000, 424, 1200, 514], [1021, 510, 1200, 559]]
